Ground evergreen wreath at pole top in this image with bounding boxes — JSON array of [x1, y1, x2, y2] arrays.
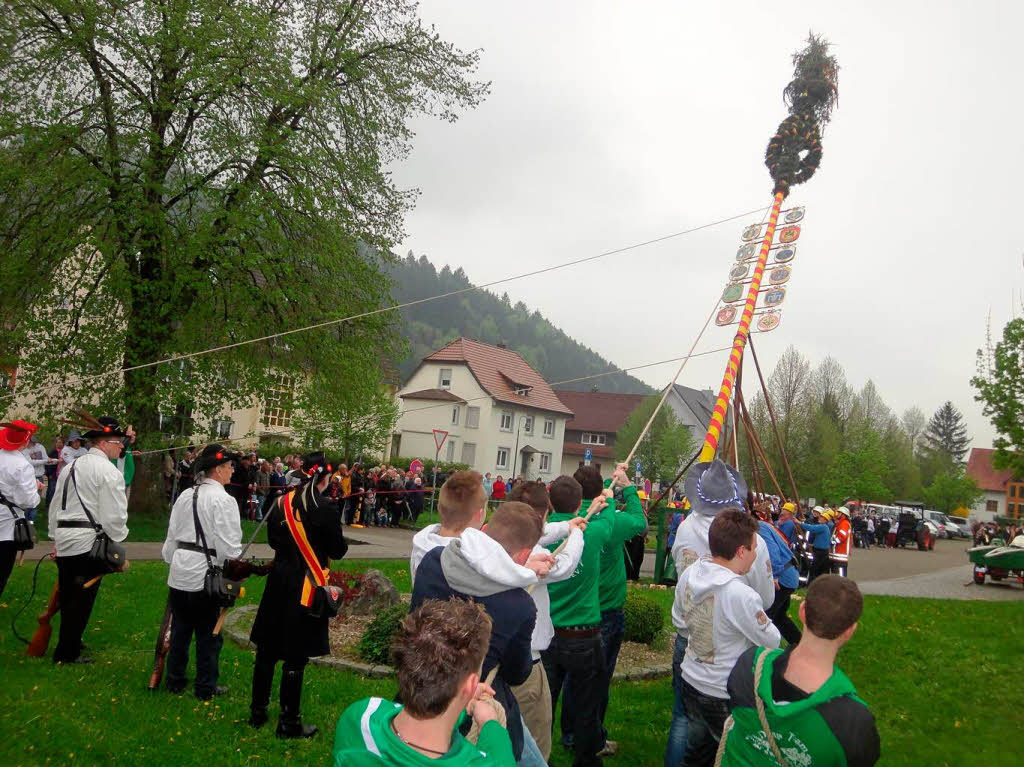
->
[[765, 34, 840, 198]]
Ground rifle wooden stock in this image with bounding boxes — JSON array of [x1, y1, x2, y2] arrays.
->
[[26, 582, 60, 657], [147, 597, 173, 690], [212, 608, 228, 636]]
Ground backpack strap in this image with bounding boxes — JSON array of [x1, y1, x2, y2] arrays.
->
[[64, 460, 102, 532]]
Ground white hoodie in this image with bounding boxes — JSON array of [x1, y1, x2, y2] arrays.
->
[[678, 559, 781, 699], [670, 512, 775, 633], [410, 521, 582, 656]]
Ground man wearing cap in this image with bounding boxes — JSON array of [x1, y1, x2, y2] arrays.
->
[[0, 420, 43, 598], [49, 416, 130, 664], [664, 459, 775, 767], [803, 507, 834, 584], [249, 451, 347, 738], [831, 506, 853, 577], [161, 445, 244, 699]]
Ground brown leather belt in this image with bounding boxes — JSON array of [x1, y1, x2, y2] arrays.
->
[[554, 625, 600, 638]]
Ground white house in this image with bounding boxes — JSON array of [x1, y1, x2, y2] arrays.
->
[[392, 338, 573, 480], [965, 447, 1018, 522]]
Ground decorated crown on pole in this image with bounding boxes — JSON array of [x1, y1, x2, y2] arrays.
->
[[765, 34, 840, 199]]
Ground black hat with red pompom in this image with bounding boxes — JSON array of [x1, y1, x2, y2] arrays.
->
[[82, 416, 127, 441], [301, 451, 333, 480], [194, 443, 240, 473]]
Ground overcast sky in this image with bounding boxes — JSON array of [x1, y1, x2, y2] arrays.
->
[[391, 0, 1024, 450]]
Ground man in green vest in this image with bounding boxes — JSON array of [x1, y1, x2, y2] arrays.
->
[[720, 575, 880, 766]]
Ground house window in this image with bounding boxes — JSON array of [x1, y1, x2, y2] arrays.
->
[[543, 418, 555, 438], [986, 499, 999, 513], [500, 411, 513, 431], [1009, 502, 1016, 517], [539, 452, 551, 472], [262, 372, 296, 428], [581, 432, 607, 446], [451, 406, 460, 426], [214, 418, 233, 440], [1012, 485, 1018, 498], [446, 439, 456, 462], [439, 368, 453, 390], [466, 406, 480, 428], [461, 442, 476, 466], [496, 447, 510, 469], [523, 415, 534, 434]]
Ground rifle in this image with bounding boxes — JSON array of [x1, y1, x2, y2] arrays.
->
[[147, 595, 173, 690], [26, 582, 60, 657]]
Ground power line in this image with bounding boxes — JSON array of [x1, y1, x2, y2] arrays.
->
[[3, 203, 768, 405]]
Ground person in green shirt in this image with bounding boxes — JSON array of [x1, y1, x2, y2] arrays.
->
[[559, 463, 644, 757], [543, 474, 611, 767], [333, 598, 515, 766]]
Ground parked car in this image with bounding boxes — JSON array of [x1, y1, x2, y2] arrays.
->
[[924, 510, 958, 539], [948, 516, 972, 539]]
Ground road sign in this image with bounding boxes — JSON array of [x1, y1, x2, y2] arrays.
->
[[432, 429, 449, 452], [584, 448, 592, 466], [409, 459, 423, 474], [635, 460, 642, 475]]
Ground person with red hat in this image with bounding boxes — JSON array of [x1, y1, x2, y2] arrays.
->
[[49, 416, 130, 664], [0, 420, 43, 598]]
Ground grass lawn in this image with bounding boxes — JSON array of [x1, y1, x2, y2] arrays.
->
[[1, 560, 1021, 767]]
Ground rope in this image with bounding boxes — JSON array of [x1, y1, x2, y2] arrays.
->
[[11, 554, 50, 645], [2, 205, 769, 405], [753, 649, 791, 767]]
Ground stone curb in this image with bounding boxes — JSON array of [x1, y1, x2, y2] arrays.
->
[[223, 606, 672, 681]]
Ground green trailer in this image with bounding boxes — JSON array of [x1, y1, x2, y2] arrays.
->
[[968, 538, 1024, 587]]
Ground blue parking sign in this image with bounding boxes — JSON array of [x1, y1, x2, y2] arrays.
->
[[635, 460, 642, 475], [585, 448, 592, 461]]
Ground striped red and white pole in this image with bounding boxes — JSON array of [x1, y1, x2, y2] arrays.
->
[[698, 190, 786, 462]]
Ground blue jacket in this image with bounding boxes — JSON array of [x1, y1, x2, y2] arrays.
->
[[777, 518, 796, 543], [667, 512, 684, 549], [803, 521, 834, 550], [758, 521, 799, 589]]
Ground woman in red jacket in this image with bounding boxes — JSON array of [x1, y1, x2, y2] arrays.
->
[[491, 474, 506, 505]]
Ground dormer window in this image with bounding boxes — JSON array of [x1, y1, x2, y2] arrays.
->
[[439, 368, 453, 390]]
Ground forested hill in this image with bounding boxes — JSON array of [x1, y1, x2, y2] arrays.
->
[[387, 254, 654, 395]]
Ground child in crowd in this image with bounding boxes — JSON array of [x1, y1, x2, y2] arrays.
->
[[677, 509, 781, 766], [722, 575, 880, 766], [332, 599, 515, 766], [505, 480, 587, 761]]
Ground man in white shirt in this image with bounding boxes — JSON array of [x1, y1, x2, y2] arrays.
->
[[49, 417, 130, 664], [20, 433, 49, 522], [161, 444, 243, 699], [666, 459, 775, 767], [678, 510, 781, 766], [0, 420, 43, 598]]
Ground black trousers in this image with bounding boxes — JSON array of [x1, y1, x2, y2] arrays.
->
[[0, 541, 15, 600], [166, 587, 223, 697], [810, 548, 831, 583], [542, 633, 606, 767], [681, 678, 731, 767], [766, 586, 802, 645], [623, 536, 645, 581], [251, 645, 309, 713], [54, 553, 105, 662]]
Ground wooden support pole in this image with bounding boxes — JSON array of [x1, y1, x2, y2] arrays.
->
[[747, 335, 801, 502]]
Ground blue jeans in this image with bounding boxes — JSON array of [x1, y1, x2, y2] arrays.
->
[[561, 609, 624, 748], [664, 633, 689, 767], [518, 715, 547, 767]]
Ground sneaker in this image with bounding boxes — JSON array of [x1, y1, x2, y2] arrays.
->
[[597, 740, 619, 757]]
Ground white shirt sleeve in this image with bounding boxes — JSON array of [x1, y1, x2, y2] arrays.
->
[[99, 467, 129, 542], [162, 491, 188, 564], [10, 459, 40, 510], [212, 491, 243, 563], [546, 527, 584, 582], [724, 583, 781, 650], [538, 520, 571, 547]]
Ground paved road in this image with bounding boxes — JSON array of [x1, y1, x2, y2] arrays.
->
[[23, 528, 1020, 601]]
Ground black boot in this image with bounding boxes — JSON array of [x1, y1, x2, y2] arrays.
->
[[250, 655, 274, 729], [276, 668, 317, 738]]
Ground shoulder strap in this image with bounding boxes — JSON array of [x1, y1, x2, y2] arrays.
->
[[192, 486, 216, 568], [281, 491, 327, 588], [65, 460, 102, 532], [0, 488, 21, 519], [753, 648, 792, 767]]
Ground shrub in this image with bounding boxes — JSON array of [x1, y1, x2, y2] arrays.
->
[[357, 604, 407, 665], [623, 591, 664, 644]]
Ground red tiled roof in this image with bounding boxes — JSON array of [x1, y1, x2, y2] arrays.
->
[[399, 388, 465, 403], [563, 442, 615, 459], [423, 338, 573, 416], [966, 447, 1015, 492], [554, 390, 648, 433]]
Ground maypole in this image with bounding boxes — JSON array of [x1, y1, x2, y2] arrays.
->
[[698, 35, 839, 464]]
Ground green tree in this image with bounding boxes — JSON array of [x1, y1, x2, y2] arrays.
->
[[922, 469, 982, 514], [616, 396, 695, 483], [972, 317, 1024, 477], [0, 0, 487, 439], [820, 429, 889, 503], [920, 402, 971, 466]]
